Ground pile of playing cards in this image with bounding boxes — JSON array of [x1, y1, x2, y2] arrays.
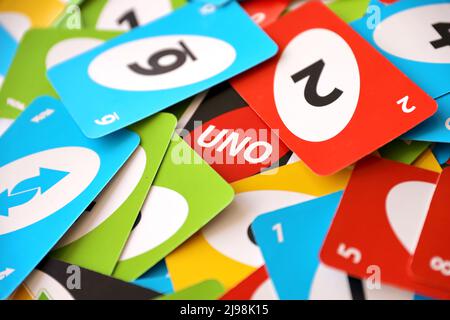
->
[[0, 0, 449, 300]]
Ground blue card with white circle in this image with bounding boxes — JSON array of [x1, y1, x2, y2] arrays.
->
[[352, 0, 450, 99], [0, 96, 139, 299], [47, 1, 277, 138]]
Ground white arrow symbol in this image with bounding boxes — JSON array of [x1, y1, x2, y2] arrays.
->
[[0, 268, 15, 280]]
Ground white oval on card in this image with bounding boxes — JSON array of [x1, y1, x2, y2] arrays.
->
[[385, 180, 436, 254], [374, 4, 450, 64], [96, 0, 172, 30], [88, 35, 236, 91], [54, 146, 146, 248], [119, 186, 189, 261], [0, 12, 31, 41], [202, 190, 315, 267], [0, 147, 100, 235], [46, 38, 105, 70], [274, 28, 360, 142]]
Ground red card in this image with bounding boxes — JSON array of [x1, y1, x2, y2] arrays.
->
[[181, 84, 291, 183], [221, 266, 278, 300], [231, 2, 437, 175], [410, 167, 450, 292], [320, 156, 450, 299], [241, 0, 290, 28]]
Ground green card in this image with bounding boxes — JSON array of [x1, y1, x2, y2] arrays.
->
[[112, 134, 234, 281], [157, 280, 225, 300], [379, 140, 430, 164], [81, 0, 186, 31], [328, 0, 370, 23], [50, 113, 177, 275], [0, 28, 120, 120]]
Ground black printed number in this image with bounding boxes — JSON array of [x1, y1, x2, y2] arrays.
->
[[128, 41, 197, 76], [117, 10, 139, 29], [291, 59, 343, 107], [430, 22, 450, 49]]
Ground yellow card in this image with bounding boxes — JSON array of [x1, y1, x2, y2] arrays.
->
[[0, 0, 66, 37], [166, 161, 352, 291]]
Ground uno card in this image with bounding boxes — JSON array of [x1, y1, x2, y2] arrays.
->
[[166, 161, 352, 291], [410, 167, 450, 292], [0, 28, 120, 121], [320, 156, 450, 299], [178, 82, 292, 183], [221, 266, 279, 300], [0, 0, 66, 83], [0, 96, 139, 300], [352, 0, 450, 99], [133, 260, 174, 294], [403, 94, 450, 143], [290, 0, 371, 23], [10, 258, 161, 300], [49, 113, 176, 275], [112, 134, 234, 282], [47, 2, 278, 138], [157, 280, 225, 300], [232, 1, 437, 175], [81, 0, 185, 31], [240, 0, 289, 27], [253, 192, 422, 300]]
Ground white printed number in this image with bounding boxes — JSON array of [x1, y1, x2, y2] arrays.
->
[[95, 112, 120, 126], [430, 256, 450, 276], [397, 95, 416, 114], [272, 223, 284, 244], [337, 243, 362, 264]]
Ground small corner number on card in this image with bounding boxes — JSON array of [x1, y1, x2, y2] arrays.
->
[[337, 243, 362, 264], [397, 95, 416, 114], [95, 112, 120, 126], [430, 256, 450, 277], [272, 223, 284, 244]]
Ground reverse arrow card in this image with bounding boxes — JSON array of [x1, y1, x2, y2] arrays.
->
[[0, 28, 120, 122], [410, 167, 450, 292], [253, 192, 421, 300], [320, 156, 450, 299], [111, 134, 234, 282], [80, 0, 186, 31], [10, 258, 161, 300], [221, 266, 279, 300], [352, 0, 450, 99], [49, 113, 176, 276], [403, 93, 450, 143], [166, 161, 351, 291], [231, 1, 437, 176], [0, 0, 66, 86], [47, 1, 278, 138], [178, 82, 291, 183], [0, 96, 139, 300]]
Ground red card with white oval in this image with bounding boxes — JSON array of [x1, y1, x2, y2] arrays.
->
[[410, 167, 450, 292], [319, 156, 450, 299], [231, 1, 437, 175]]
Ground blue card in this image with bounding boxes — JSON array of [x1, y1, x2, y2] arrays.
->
[[252, 192, 343, 300], [133, 260, 174, 294], [253, 192, 425, 300], [352, 0, 450, 99], [0, 25, 17, 86], [403, 94, 450, 142], [0, 96, 139, 299], [47, 2, 278, 138], [432, 143, 450, 164]]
